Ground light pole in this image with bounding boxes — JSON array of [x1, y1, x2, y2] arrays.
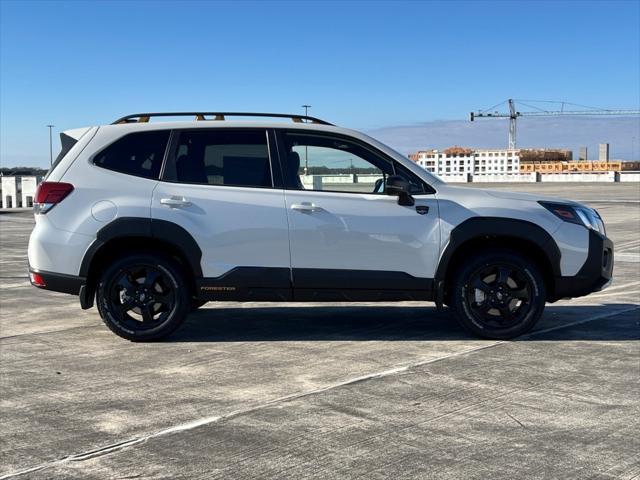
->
[[632, 136, 636, 161], [46, 125, 55, 166], [301, 105, 311, 175]]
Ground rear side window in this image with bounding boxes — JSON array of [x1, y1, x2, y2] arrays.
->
[[93, 130, 170, 179], [163, 129, 272, 188]]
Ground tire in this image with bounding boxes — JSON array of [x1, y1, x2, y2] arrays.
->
[[451, 249, 546, 339], [96, 253, 191, 341]]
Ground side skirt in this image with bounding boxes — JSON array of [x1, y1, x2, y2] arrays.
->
[[196, 267, 293, 301], [195, 267, 434, 302]]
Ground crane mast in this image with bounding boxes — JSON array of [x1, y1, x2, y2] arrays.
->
[[508, 99, 517, 149]]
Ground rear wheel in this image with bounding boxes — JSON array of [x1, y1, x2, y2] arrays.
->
[[452, 250, 546, 339], [96, 253, 190, 341]]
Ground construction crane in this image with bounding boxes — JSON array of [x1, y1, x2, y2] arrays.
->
[[470, 99, 640, 149]]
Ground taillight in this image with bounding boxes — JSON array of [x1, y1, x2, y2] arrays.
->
[[34, 181, 74, 214], [30, 272, 46, 287]]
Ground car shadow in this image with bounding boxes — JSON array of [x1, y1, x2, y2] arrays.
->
[[167, 303, 639, 342]]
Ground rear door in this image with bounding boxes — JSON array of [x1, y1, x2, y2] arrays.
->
[[276, 130, 440, 301], [152, 128, 291, 300]]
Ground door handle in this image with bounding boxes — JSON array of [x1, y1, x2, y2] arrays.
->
[[291, 202, 322, 212], [160, 197, 192, 208]]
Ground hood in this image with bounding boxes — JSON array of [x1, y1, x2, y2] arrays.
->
[[484, 189, 582, 206], [437, 184, 582, 207]]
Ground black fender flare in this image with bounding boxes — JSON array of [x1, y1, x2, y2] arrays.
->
[[434, 217, 562, 284], [79, 217, 203, 279]]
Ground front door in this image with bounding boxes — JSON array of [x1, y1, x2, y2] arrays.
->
[[276, 130, 440, 300], [152, 128, 291, 300]]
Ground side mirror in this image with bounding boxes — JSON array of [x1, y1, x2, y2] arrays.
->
[[385, 175, 415, 206]]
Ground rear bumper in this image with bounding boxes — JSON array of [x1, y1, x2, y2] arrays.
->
[[29, 268, 85, 295], [552, 230, 614, 301], [29, 267, 95, 309]]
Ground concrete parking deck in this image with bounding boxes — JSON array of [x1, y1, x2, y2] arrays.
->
[[1, 184, 638, 479]]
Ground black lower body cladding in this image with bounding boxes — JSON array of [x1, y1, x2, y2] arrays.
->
[[552, 229, 614, 301]]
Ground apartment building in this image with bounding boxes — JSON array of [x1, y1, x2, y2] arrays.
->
[[409, 147, 520, 175]]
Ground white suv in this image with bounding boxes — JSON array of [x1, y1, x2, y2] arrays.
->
[[28, 112, 613, 341]]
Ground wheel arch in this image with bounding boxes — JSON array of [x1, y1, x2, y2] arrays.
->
[[79, 217, 202, 308], [435, 217, 561, 304]]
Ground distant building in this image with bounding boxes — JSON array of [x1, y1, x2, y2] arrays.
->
[[1, 176, 20, 208], [0, 175, 43, 209], [599, 143, 610, 161], [621, 161, 640, 171], [410, 147, 520, 175], [20, 176, 41, 208], [518, 149, 573, 163], [579, 147, 588, 161]]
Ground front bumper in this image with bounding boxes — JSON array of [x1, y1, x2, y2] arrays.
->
[[552, 229, 614, 301]]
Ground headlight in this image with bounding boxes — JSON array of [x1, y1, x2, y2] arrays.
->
[[539, 201, 606, 235]]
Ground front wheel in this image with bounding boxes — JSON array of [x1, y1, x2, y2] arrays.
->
[[451, 250, 546, 339], [96, 253, 190, 341]]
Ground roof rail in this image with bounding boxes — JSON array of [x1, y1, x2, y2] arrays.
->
[[111, 112, 333, 126]]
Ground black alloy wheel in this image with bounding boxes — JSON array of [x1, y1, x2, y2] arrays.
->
[[466, 264, 532, 328], [107, 265, 175, 328], [97, 254, 190, 341], [452, 250, 546, 339]]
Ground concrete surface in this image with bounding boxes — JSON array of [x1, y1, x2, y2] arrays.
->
[[0, 184, 638, 479]]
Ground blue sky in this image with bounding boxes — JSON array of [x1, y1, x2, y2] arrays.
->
[[1, 0, 639, 167]]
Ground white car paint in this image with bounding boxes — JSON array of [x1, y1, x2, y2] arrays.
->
[[28, 215, 94, 276], [151, 183, 291, 277], [29, 118, 594, 283], [284, 189, 441, 278]]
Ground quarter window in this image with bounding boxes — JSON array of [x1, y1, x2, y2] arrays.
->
[[163, 130, 272, 188], [93, 130, 170, 179]]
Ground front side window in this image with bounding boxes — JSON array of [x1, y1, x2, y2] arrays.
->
[[93, 130, 170, 179], [163, 129, 272, 188], [280, 132, 392, 194], [280, 132, 429, 194]]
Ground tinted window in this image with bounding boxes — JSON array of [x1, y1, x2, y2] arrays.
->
[[164, 130, 272, 188], [395, 163, 430, 194], [93, 131, 170, 179], [280, 132, 428, 194]]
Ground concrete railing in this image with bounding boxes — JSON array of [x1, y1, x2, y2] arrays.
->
[[619, 172, 640, 182], [472, 173, 537, 183], [300, 174, 352, 186], [300, 174, 382, 189], [297, 172, 640, 187], [540, 172, 616, 182], [433, 171, 640, 183], [436, 174, 469, 183]]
